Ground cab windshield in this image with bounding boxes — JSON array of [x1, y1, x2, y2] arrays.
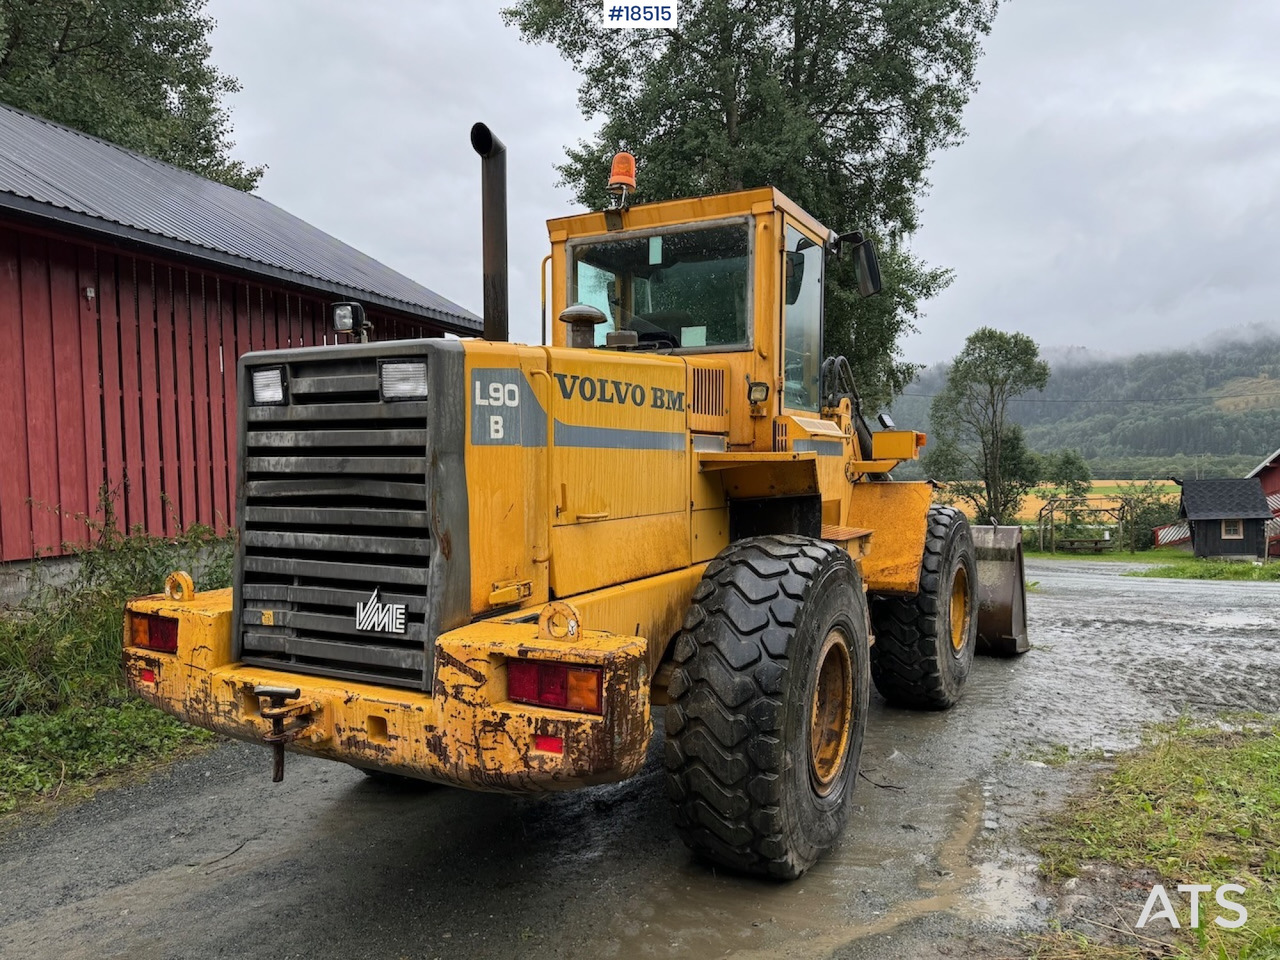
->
[[568, 219, 752, 350]]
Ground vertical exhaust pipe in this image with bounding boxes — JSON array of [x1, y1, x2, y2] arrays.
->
[[470, 123, 508, 342]]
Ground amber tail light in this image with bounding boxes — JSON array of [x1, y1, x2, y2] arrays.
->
[[129, 613, 179, 654]]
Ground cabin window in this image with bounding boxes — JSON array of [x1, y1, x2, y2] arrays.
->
[[568, 218, 753, 352], [1222, 519, 1244, 539], [781, 224, 824, 413]]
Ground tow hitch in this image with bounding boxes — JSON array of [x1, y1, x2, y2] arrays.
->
[[255, 686, 321, 783]]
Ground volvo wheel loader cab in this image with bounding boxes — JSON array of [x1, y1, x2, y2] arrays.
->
[[123, 126, 1029, 880]]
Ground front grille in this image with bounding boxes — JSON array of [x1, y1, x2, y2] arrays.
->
[[237, 355, 431, 690]]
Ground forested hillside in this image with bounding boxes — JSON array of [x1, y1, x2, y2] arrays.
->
[[886, 335, 1280, 478]]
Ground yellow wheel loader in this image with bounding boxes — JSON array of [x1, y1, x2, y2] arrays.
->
[[123, 125, 1028, 880]]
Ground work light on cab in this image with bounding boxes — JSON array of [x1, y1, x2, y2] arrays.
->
[[330, 301, 371, 341]]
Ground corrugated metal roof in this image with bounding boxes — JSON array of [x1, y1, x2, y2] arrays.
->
[[1247, 446, 1280, 479], [0, 103, 481, 333], [1153, 521, 1190, 546], [1179, 478, 1273, 520]]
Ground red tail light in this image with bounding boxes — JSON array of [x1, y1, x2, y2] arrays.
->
[[507, 660, 603, 715], [130, 613, 178, 654], [533, 735, 564, 754]]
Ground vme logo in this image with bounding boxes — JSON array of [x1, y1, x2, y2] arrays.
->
[[355, 588, 406, 635]]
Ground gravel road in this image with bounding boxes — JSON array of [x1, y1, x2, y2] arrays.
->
[[2, 560, 1277, 959]]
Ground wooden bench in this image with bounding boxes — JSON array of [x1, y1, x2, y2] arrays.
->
[[1057, 537, 1110, 553]]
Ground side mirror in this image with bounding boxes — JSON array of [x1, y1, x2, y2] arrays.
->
[[784, 251, 806, 305], [854, 238, 882, 297], [836, 231, 883, 298]]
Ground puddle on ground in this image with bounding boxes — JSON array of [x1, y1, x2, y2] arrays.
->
[[608, 782, 1036, 959], [608, 563, 1280, 959]]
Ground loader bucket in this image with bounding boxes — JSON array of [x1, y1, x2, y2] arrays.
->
[[971, 525, 1029, 657]]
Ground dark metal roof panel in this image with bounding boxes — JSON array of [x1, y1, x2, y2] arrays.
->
[[0, 103, 481, 332], [1179, 478, 1272, 520]]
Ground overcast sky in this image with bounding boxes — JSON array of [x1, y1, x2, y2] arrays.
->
[[206, 0, 1280, 365]]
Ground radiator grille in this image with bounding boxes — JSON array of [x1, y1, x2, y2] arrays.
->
[[238, 355, 431, 690], [687, 362, 730, 434], [690, 366, 726, 417], [774, 421, 791, 452]]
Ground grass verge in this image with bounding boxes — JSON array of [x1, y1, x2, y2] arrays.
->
[[1124, 560, 1280, 582], [0, 699, 213, 814], [1029, 718, 1280, 959], [0, 491, 233, 814], [1023, 546, 1189, 564]]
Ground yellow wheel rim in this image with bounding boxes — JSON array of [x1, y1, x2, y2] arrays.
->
[[809, 628, 853, 797], [949, 565, 970, 653]]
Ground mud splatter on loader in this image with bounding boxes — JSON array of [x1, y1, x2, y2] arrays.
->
[[123, 125, 1028, 879]]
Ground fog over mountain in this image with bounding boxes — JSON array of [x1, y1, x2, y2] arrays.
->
[[888, 334, 1280, 479]]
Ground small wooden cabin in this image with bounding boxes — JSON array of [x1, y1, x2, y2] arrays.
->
[[1177, 478, 1272, 560]]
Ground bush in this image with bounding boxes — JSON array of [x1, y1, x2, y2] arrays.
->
[[0, 488, 235, 718], [1116, 479, 1181, 551]]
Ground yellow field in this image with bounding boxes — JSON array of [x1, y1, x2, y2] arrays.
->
[[950, 480, 1180, 523]]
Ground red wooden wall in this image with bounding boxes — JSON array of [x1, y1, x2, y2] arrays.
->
[[1258, 461, 1279, 499], [0, 220, 445, 562]]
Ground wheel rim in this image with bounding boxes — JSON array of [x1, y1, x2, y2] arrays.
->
[[809, 628, 853, 797], [949, 565, 971, 653]]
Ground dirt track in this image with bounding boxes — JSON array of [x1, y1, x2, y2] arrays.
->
[[1, 561, 1277, 959]]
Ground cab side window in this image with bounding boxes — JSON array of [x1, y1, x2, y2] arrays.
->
[[782, 225, 823, 413]]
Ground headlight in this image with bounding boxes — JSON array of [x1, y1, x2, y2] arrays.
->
[[380, 361, 428, 400], [331, 301, 367, 334], [251, 366, 286, 405]]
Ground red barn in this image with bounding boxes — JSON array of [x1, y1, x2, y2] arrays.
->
[[1246, 446, 1280, 556], [0, 104, 480, 563]]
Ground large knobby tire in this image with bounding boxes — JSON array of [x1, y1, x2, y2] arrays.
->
[[664, 535, 870, 880], [869, 505, 977, 710]]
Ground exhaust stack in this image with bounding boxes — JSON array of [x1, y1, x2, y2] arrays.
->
[[470, 122, 508, 342]]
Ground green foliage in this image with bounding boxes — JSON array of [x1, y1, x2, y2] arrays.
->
[[0, 699, 212, 813], [1083, 455, 1265, 482], [1116, 479, 1182, 551], [1126, 559, 1280, 582], [891, 336, 1280, 472], [0, 0, 263, 190], [1032, 718, 1280, 959], [926, 327, 1051, 522], [1042, 449, 1093, 501], [502, 0, 999, 408], [0, 489, 231, 811], [0, 488, 234, 718]]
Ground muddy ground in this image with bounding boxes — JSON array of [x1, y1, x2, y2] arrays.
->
[[1, 561, 1277, 960]]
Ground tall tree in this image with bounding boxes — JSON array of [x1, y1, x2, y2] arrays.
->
[[502, 0, 998, 407], [1041, 448, 1092, 501], [925, 327, 1051, 523], [0, 0, 263, 191]]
